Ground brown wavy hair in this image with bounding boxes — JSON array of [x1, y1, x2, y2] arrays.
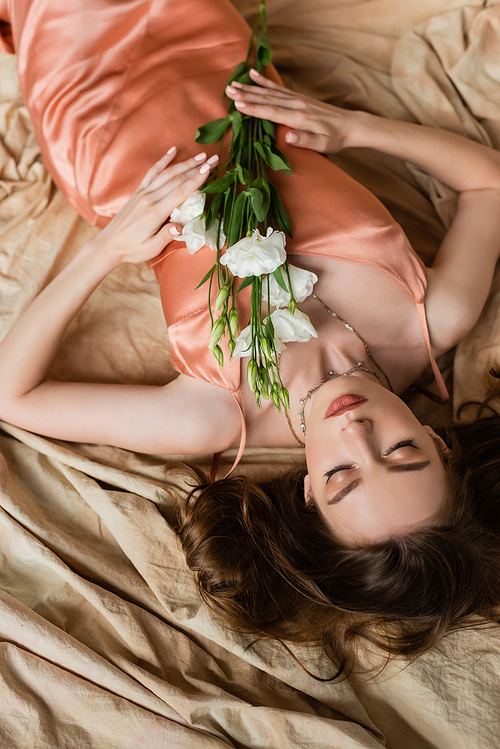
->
[[173, 410, 500, 679]]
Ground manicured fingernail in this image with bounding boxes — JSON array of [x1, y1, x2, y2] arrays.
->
[[226, 85, 237, 94], [194, 152, 207, 162], [250, 68, 260, 76], [207, 155, 219, 165], [170, 225, 181, 235], [199, 163, 210, 174], [231, 81, 243, 89], [235, 101, 246, 108], [167, 146, 176, 154], [286, 132, 298, 143]]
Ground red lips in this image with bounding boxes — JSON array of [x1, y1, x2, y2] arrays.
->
[[325, 395, 368, 418]]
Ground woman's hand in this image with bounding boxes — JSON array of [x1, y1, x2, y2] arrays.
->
[[225, 68, 357, 154], [92, 147, 218, 265]]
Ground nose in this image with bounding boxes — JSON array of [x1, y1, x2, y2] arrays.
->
[[341, 413, 373, 432], [341, 417, 376, 460]]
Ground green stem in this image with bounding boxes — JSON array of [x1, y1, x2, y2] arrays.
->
[[284, 261, 297, 305]]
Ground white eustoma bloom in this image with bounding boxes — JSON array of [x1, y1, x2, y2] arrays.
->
[[170, 191, 225, 254], [232, 325, 253, 360], [177, 216, 225, 255], [266, 264, 318, 307], [170, 191, 206, 224], [220, 228, 286, 278], [268, 308, 318, 343], [233, 323, 287, 360]]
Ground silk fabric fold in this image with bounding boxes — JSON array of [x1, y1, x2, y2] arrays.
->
[[0, 0, 446, 406]]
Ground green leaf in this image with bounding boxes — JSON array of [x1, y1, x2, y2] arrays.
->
[[201, 171, 235, 194], [247, 212, 259, 231], [236, 164, 250, 185], [256, 33, 273, 67], [249, 187, 266, 222], [264, 143, 292, 173], [223, 188, 234, 239], [231, 109, 242, 139], [254, 141, 292, 174], [270, 142, 292, 172], [251, 177, 271, 216], [273, 265, 289, 292], [228, 191, 247, 246], [237, 275, 255, 293], [195, 117, 231, 144], [261, 119, 276, 139], [227, 61, 251, 87], [269, 182, 293, 237], [263, 134, 272, 147], [254, 141, 267, 163], [205, 192, 223, 231], [194, 264, 216, 290]]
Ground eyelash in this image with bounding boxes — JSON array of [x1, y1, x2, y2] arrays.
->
[[324, 439, 416, 482]]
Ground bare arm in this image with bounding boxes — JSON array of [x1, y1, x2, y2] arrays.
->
[[0, 149, 240, 454], [226, 71, 500, 353]]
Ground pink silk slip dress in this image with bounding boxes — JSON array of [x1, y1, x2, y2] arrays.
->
[[0, 0, 448, 468]]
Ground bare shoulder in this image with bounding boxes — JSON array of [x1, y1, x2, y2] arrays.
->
[[159, 374, 242, 454], [424, 187, 500, 356]]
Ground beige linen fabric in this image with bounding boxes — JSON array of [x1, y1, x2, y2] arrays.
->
[[1, 1, 500, 746]]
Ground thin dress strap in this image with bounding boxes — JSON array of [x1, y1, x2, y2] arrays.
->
[[416, 302, 449, 404]]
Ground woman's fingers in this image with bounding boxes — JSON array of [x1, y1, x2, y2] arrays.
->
[[226, 77, 309, 131], [143, 151, 212, 195], [154, 160, 214, 213], [231, 98, 306, 130], [285, 129, 331, 153], [138, 146, 178, 189], [249, 67, 288, 91], [145, 222, 183, 256], [227, 82, 298, 107], [146, 154, 218, 207]]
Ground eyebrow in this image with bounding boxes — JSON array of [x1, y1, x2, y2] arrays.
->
[[326, 461, 431, 505]]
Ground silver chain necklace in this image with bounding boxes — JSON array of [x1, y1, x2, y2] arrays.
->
[[283, 294, 394, 447]]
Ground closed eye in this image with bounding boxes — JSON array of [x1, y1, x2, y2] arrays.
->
[[324, 440, 417, 482], [384, 439, 416, 456], [324, 464, 354, 483]]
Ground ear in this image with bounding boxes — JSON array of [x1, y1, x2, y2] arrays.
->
[[304, 474, 313, 505], [423, 425, 452, 458]]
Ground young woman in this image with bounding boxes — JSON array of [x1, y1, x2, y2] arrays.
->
[[1, 0, 500, 675]]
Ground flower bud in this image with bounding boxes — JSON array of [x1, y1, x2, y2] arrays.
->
[[215, 285, 230, 311], [280, 386, 290, 411], [258, 367, 270, 398], [260, 336, 273, 362], [288, 299, 297, 314], [228, 339, 236, 356], [247, 360, 259, 392], [213, 345, 224, 367], [270, 383, 281, 410], [209, 316, 226, 350], [228, 308, 239, 338]]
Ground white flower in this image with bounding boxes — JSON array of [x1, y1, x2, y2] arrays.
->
[[232, 325, 253, 360], [232, 322, 288, 360], [170, 191, 206, 224], [266, 264, 318, 307], [268, 308, 318, 344], [174, 216, 225, 255], [220, 228, 286, 278]]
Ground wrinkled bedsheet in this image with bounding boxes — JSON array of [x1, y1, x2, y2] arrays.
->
[[1, 1, 500, 746]]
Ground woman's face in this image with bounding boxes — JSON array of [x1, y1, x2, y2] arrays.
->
[[304, 376, 449, 544]]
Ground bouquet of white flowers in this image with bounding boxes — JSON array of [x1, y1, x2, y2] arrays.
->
[[172, 0, 317, 409]]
